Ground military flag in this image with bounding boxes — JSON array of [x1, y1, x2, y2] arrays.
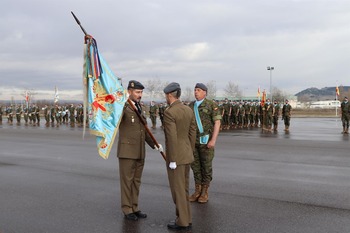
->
[[24, 90, 30, 108], [25, 90, 29, 102], [83, 35, 127, 159], [261, 89, 266, 106], [54, 86, 59, 103], [257, 86, 261, 98], [336, 86, 340, 97]]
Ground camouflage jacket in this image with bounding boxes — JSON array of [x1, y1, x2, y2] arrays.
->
[[189, 98, 222, 142]]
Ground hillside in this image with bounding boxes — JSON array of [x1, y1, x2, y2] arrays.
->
[[295, 86, 350, 101]]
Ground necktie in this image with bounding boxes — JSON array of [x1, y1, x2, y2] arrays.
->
[[135, 102, 142, 114]]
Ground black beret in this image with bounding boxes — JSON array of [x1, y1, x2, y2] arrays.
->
[[128, 80, 144, 90], [163, 82, 181, 94], [195, 83, 207, 91]]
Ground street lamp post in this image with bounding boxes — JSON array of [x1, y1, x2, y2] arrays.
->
[[267, 66, 274, 100]]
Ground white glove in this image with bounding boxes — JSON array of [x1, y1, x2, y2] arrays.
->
[[154, 144, 163, 153], [169, 162, 177, 170]]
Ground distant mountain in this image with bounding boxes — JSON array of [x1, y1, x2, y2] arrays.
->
[[295, 86, 350, 101]]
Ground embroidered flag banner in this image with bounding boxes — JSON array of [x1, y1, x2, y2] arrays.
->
[[83, 36, 127, 159], [261, 89, 266, 106], [336, 86, 340, 96]]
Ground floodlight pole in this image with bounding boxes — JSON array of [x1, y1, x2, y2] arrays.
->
[[267, 66, 274, 100]]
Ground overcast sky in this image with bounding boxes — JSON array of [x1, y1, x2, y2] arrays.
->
[[1, 0, 350, 101]]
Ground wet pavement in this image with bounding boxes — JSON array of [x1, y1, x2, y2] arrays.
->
[[0, 118, 350, 233]]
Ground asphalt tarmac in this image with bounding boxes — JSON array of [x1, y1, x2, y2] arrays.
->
[[0, 118, 349, 233]]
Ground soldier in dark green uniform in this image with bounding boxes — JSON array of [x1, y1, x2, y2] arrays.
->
[[149, 101, 158, 129], [340, 97, 349, 134], [273, 101, 280, 131], [188, 83, 221, 203], [158, 102, 165, 129], [282, 99, 292, 132]]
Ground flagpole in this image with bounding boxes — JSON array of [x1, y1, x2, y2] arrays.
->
[[127, 99, 166, 160], [335, 91, 338, 118]]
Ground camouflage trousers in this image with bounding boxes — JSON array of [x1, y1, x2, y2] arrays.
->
[[191, 144, 214, 185], [342, 114, 349, 128], [150, 114, 157, 126], [284, 116, 291, 126]]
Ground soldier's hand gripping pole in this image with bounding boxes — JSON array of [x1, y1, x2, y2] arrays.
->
[[127, 99, 166, 160]]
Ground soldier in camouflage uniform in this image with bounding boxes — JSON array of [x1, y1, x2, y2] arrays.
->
[[230, 101, 238, 129], [340, 97, 350, 134], [23, 106, 29, 124], [56, 105, 62, 125], [282, 99, 292, 132], [50, 105, 56, 124], [264, 99, 274, 131], [149, 101, 158, 129], [69, 104, 76, 126], [249, 101, 256, 128], [158, 102, 165, 128], [215, 100, 223, 130], [243, 101, 250, 128], [6, 105, 13, 124], [29, 105, 36, 125], [188, 83, 221, 204], [34, 104, 40, 124], [0, 105, 2, 123], [222, 98, 231, 130], [273, 101, 280, 131], [15, 105, 22, 124], [255, 101, 261, 127], [237, 102, 245, 128], [43, 105, 50, 125]]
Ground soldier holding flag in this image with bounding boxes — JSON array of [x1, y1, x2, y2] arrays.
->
[[117, 80, 163, 220]]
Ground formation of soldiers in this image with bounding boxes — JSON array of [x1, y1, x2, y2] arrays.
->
[[0, 100, 293, 132], [0, 103, 86, 127], [217, 98, 292, 132], [128, 99, 293, 133]]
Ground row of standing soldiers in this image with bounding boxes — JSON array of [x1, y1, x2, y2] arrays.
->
[[218, 98, 292, 132], [0, 104, 86, 126]]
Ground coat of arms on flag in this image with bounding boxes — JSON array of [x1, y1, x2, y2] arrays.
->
[[83, 35, 127, 159]]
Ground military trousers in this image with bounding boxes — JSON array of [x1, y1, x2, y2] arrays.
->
[[342, 113, 349, 127], [191, 144, 214, 185], [284, 116, 291, 127], [118, 158, 144, 215], [167, 164, 191, 227], [150, 115, 157, 126]]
